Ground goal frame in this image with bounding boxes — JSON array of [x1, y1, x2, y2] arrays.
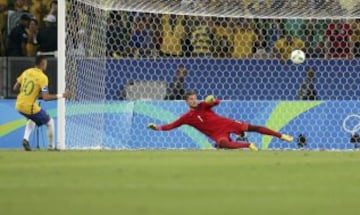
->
[[57, 0, 66, 149]]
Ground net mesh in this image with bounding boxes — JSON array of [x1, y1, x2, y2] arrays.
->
[[77, 0, 360, 18], [66, 1, 107, 149], [65, 0, 360, 150]]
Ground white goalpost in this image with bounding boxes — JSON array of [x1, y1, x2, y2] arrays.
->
[[57, 0, 66, 150]]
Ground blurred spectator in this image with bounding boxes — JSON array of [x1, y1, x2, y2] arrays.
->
[[0, 0, 7, 32], [213, 17, 233, 58], [117, 81, 134, 100], [264, 19, 284, 52], [232, 18, 257, 58], [128, 14, 154, 58], [165, 64, 187, 100], [7, 0, 32, 35], [253, 18, 273, 58], [303, 20, 326, 58], [350, 19, 360, 58], [48, 0, 57, 17], [190, 16, 213, 57], [274, 35, 305, 61], [37, 14, 57, 55], [182, 16, 194, 57], [298, 67, 318, 100], [25, 18, 38, 56], [284, 18, 306, 39], [325, 19, 353, 58], [160, 14, 185, 57], [23, 0, 32, 11], [253, 34, 270, 58], [30, 0, 53, 25], [65, 0, 82, 53], [106, 11, 130, 58], [7, 13, 31, 56], [147, 14, 161, 57], [84, 5, 97, 57]]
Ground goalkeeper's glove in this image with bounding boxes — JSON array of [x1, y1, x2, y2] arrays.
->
[[205, 95, 216, 103], [147, 123, 158, 130]]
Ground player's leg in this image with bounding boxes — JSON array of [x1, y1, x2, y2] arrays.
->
[[23, 119, 36, 151], [46, 117, 55, 150], [216, 138, 258, 151], [247, 124, 293, 142], [36, 109, 55, 150], [28, 109, 55, 150]]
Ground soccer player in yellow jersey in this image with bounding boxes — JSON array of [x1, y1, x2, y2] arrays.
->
[[13, 56, 69, 151]]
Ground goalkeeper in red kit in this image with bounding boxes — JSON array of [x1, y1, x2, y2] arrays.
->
[[147, 91, 293, 151]]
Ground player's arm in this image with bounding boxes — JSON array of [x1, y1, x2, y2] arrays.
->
[[13, 72, 24, 93], [13, 82, 21, 92], [148, 116, 185, 131], [41, 91, 70, 101], [201, 95, 220, 108], [39, 76, 70, 101]]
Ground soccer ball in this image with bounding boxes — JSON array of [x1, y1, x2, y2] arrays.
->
[[290, 50, 306, 64]]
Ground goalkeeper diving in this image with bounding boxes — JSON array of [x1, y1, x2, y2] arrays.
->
[[147, 91, 293, 151]]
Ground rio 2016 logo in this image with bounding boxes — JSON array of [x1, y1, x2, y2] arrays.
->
[[342, 114, 360, 135]]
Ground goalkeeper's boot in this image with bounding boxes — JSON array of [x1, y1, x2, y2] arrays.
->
[[249, 143, 259, 152], [281, 134, 293, 142], [22, 139, 32, 151]]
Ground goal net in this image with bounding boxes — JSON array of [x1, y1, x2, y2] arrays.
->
[[64, 0, 360, 150]]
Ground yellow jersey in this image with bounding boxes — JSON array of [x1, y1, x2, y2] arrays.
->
[[232, 29, 257, 58], [275, 37, 305, 60], [15, 68, 49, 115], [160, 14, 185, 56]]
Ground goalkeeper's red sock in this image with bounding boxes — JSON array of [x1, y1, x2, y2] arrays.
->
[[247, 125, 282, 138], [217, 139, 250, 149]]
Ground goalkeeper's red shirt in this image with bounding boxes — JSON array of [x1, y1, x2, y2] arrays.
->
[[157, 99, 248, 141]]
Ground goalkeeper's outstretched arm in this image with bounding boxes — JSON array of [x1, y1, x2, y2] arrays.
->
[[148, 116, 185, 131]]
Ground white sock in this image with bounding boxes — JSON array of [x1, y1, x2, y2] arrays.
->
[[47, 118, 55, 149], [24, 120, 35, 141]]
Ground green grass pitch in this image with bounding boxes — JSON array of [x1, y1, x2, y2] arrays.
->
[[0, 150, 359, 215]]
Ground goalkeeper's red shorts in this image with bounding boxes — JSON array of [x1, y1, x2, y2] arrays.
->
[[210, 120, 249, 143]]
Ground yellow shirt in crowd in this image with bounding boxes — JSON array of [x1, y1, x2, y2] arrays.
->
[[0, 0, 7, 32], [191, 25, 212, 54], [30, 0, 53, 23], [232, 29, 257, 58], [275, 37, 305, 60], [160, 14, 185, 56], [15, 68, 48, 114]]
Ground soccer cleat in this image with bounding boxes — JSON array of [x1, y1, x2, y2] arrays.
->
[[22, 139, 31, 151], [281, 134, 294, 142], [249, 143, 259, 152], [147, 123, 158, 130]]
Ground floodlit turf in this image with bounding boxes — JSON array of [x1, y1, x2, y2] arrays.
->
[[0, 150, 360, 215]]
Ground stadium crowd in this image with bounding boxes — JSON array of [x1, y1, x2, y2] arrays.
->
[[105, 11, 360, 60], [0, 0, 57, 57]]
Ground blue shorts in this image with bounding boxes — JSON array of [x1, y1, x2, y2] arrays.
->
[[19, 109, 50, 126]]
